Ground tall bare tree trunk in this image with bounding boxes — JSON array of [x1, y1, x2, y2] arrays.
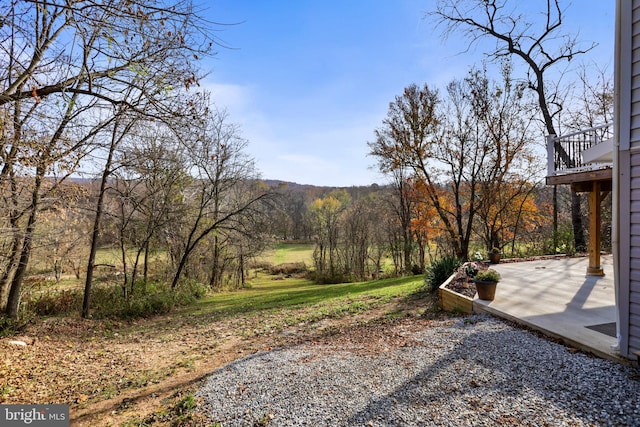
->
[[0, 214, 23, 311], [83, 163, 109, 318], [83, 123, 121, 318], [571, 193, 586, 251], [5, 171, 43, 318], [5, 89, 76, 317]]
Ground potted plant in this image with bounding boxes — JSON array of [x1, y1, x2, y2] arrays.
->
[[488, 247, 502, 264], [473, 268, 501, 301], [463, 262, 479, 278]]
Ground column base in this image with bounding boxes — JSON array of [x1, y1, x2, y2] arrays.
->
[[587, 267, 605, 276]]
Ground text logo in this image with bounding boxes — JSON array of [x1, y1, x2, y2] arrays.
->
[[1, 405, 69, 426]]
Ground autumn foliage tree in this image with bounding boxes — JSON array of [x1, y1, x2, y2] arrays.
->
[[431, 0, 597, 254], [370, 63, 542, 260], [465, 65, 542, 251], [409, 179, 446, 264], [475, 181, 545, 253], [309, 191, 349, 282], [370, 81, 480, 259]]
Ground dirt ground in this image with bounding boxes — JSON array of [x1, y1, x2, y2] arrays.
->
[[0, 293, 442, 426]]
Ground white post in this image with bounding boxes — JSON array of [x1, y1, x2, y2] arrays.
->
[[546, 134, 556, 177]]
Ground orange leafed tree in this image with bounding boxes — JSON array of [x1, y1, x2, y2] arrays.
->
[[475, 179, 549, 252], [409, 179, 448, 260], [369, 62, 543, 259]]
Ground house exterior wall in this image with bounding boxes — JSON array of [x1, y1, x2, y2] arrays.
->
[[631, 2, 640, 150], [618, 0, 640, 358], [627, 149, 640, 354]]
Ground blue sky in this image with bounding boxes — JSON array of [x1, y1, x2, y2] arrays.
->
[[201, 1, 615, 187]]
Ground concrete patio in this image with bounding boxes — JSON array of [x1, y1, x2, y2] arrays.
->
[[473, 255, 627, 363]]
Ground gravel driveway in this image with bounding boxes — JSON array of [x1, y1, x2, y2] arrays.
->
[[197, 315, 640, 426]]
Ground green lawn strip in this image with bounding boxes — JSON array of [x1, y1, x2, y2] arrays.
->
[[181, 275, 424, 322], [98, 274, 427, 350], [263, 242, 315, 265], [171, 275, 424, 341]]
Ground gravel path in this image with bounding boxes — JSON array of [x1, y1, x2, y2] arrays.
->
[[197, 315, 640, 426]]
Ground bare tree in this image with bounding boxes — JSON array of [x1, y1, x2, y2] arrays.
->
[[340, 198, 373, 280], [275, 189, 310, 241], [1, 0, 217, 317], [309, 190, 350, 283], [3, 88, 105, 318], [122, 129, 190, 288], [370, 82, 482, 259], [370, 63, 539, 260], [369, 162, 416, 275], [82, 110, 139, 317], [33, 185, 91, 283], [1, 0, 214, 110], [565, 63, 614, 131], [465, 64, 543, 251], [168, 107, 276, 290], [431, 0, 597, 251]]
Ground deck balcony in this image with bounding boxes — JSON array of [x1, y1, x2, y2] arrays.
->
[[545, 122, 614, 277], [546, 123, 613, 186]]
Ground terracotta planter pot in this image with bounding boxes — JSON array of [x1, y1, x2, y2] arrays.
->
[[474, 280, 497, 301], [488, 252, 501, 264]]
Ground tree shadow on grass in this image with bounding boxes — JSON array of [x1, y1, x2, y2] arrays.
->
[[184, 276, 423, 320]]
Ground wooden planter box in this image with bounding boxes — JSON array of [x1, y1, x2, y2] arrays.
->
[[438, 273, 474, 314]]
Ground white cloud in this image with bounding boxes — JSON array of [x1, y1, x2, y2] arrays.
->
[[199, 78, 385, 186], [204, 81, 253, 112]]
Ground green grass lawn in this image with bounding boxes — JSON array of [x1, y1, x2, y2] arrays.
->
[[182, 273, 427, 327], [262, 242, 315, 265], [22, 241, 431, 326]]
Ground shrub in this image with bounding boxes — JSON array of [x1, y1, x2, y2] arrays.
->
[[312, 271, 350, 285], [268, 262, 308, 276], [424, 256, 462, 293], [22, 280, 209, 320], [97, 281, 208, 319], [249, 261, 273, 271], [411, 264, 424, 275], [118, 294, 173, 318], [544, 225, 576, 255], [26, 289, 82, 316], [0, 315, 31, 336], [474, 268, 501, 283]]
